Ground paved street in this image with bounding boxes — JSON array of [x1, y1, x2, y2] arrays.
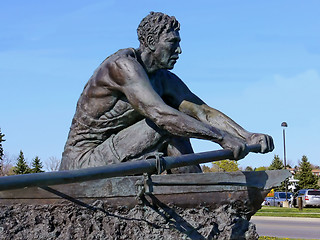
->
[[251, 216, 320, 239]]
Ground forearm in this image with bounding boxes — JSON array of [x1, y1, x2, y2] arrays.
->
[[177, 100, 274, 157], [204, 105, 251, 140], [149, 106, 224, 142], [179, 101, 252, 141]]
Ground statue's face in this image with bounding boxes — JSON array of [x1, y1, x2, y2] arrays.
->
[[153, 30, 182, 70]]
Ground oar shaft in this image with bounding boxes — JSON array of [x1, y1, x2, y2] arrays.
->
[[0, 144, 261, 191]]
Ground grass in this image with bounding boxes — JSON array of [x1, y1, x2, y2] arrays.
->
[[256, 207, 320, 239], [255, 206, 320, 218], [259, 237, 313, 240]]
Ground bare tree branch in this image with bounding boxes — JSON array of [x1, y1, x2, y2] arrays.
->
[[45, 156, 61, 172]]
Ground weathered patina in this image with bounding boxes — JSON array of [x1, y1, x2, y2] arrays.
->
[[0, 170, 291, 239], [59, 12, 274, 172], [0, 144, 261, 191]]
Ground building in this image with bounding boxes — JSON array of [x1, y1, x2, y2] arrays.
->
[[312, 169, 320, 177]]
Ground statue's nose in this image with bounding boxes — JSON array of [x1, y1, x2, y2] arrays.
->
[[176, 45, 182, 54]]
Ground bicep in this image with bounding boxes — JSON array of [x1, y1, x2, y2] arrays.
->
[[124, 81, 168, 117], [108, 57, 173, 118]]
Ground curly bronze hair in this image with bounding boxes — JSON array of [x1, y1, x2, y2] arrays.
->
[[137, 12, 180, 47]]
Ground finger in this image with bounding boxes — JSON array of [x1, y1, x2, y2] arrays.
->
[[240, 144, 249, 159], [262, 135, 274, 153], [233, 146, 241, 160], [269, 136, 275, 151], [264, 135, 274, 152], [234, 144, 248, 160], [260, 137, 267, 153], [266, 135, 272, 152]]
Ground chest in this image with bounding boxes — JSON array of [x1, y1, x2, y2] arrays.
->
[[149, 74, 165, 98]]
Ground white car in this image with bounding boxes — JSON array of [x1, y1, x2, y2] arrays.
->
[[293, 189, 320, 207]]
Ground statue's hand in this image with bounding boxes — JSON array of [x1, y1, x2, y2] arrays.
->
[[220, 135, 249, 160], [246, 133, 274, 153]]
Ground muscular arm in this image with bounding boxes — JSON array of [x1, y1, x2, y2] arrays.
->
[[162, 71, 274, 155], [103, 55, 224, 143], [179, 101, 251, 140]]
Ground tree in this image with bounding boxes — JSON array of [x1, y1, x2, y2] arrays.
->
[[295, 155, 319, 189], [245, 166, 253, 171], [0, 129, 14, 176], [201, 160, 239, 173], [0, 129, 5, 175], [254, 166, 268, 171], [213, 160, 239, 172], [269, 155, 284, 170], [31, 156, 44, 173], [269, 155, 286, 191], [201, 165, 212, 173], [0, 154, 14, 176], [45, 156, 61, 171], [13, 150, 31, 174]]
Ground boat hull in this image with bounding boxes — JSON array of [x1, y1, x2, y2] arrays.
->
[[0, 170, 290, 214]]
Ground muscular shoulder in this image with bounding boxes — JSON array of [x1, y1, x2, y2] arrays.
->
[[106, 48, 137, 67], [103, 48, 145, 88], [80, 49, 135, 95]]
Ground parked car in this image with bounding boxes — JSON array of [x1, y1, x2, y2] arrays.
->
[[263, 192, 292, 207], [292, 189, 320, 207]]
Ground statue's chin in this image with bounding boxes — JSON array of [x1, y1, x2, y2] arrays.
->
[[156, 60, 176, 70], [165, 62, 176, 70]]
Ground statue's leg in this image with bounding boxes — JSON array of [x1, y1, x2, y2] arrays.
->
[[108, 119, 170, 162], [166, 137, 202, 174], [77, 119, 170, 168]]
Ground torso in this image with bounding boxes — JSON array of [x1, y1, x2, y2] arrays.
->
[[67, 48, 168, 145]]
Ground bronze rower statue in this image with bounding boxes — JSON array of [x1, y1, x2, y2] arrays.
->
[[59, 12, 274, 172]]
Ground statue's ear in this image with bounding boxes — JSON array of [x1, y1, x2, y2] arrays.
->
[[146, 35, 156, 51]]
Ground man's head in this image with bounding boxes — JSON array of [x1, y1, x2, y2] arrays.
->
[[137, 12, 182, 70], [137, 12, 180, 48]]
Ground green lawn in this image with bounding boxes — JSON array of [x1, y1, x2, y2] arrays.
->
[[259, 237, 312, 240], [256, 206, 320, 218], [256, 207, 320, 239]]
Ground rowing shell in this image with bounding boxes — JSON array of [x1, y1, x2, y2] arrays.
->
[[0, 170, 290, 215]]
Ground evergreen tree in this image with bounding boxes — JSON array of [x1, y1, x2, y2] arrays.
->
[[0, 129, 5, 175], [296, 155, 319, 189], [269, 155, 284, 170], [13, 150, 31, 174], [269, 155, 286, 191], [31, 156, 44, 173]]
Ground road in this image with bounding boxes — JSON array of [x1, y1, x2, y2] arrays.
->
[[251, 216, 320, 239]]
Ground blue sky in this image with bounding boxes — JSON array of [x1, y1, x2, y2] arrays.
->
[[1, 1, 320, 170]]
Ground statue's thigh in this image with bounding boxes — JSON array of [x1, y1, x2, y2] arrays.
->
[[95, 119, 169, 163]]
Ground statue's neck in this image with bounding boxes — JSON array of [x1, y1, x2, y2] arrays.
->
[[136, 48, 159, 74]]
